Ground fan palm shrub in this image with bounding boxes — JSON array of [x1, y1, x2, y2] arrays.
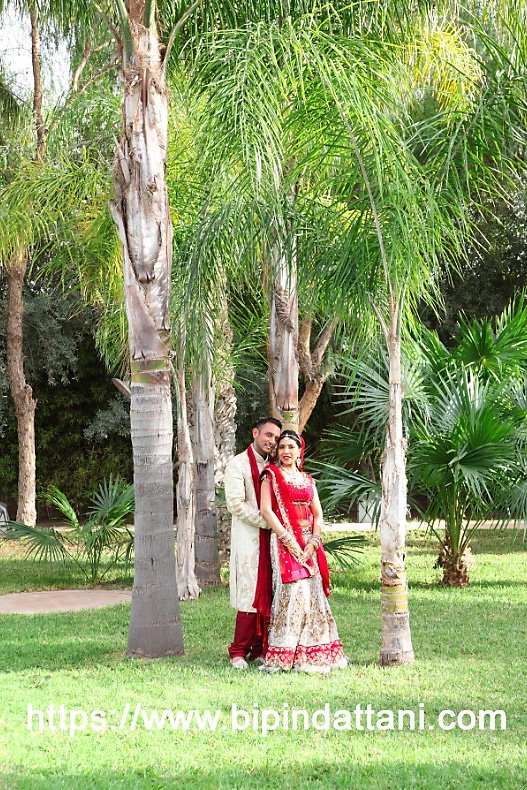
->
[[409, 368, 521, 585], [316, 297, 527, 586], [7, 476, 134, 583]]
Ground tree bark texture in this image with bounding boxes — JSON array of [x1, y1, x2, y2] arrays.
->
[[6, 254, 37, 526], [175, 330, 200, 601], [297, 317, 337, 433], [214, 377, 236, 485], [441, 544, 472, 587], [268, 239, 300, 432], [379, 303, 414, 666], [193, 363, 220, 586], [5, 6, 45, 527], [214, 292, 236, 487], [30, 6, 46, 161], [110, 19, 183, 657]]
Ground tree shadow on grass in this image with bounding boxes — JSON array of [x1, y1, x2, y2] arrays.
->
[[0, 583, 526, 673], [0, 755, 524, 790], [461, 579, 527, 590]]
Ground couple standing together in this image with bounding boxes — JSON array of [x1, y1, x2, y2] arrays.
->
[[224, 417, 347, 674]]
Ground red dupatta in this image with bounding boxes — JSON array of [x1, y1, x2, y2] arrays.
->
[[258, 464, 331, 597]]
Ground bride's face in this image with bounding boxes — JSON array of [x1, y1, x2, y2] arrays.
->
[[278, 438, 300, 467]]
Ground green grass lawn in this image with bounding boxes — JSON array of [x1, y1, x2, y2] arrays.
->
[[0, 530, 526, 789]]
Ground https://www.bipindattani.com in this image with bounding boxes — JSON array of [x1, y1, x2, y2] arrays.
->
[[26, 702, 507, 738]]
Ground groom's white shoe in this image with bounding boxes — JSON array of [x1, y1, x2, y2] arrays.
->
[[230, 657, 249, 670]]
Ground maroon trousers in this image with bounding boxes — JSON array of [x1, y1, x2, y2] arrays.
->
[[228, 611, 264, 660]]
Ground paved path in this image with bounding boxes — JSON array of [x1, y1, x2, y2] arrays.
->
[[0, 589, 132, 614]]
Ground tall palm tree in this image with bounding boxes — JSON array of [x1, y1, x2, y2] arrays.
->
[[101, 0, 214, 656], [189, 18, 349, 433], [280, 5, 527, 662], [0, 0, 188, 656]]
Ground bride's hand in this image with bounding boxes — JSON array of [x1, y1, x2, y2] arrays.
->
[[299, 542, 316, 564]]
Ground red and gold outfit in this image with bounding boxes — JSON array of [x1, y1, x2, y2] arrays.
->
[[256, 464, 347, 673]]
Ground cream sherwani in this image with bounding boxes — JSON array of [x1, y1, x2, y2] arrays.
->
[[224, 447, 268, 612]]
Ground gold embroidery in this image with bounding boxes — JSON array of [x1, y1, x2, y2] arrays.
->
[[266, 469, 293, 530]]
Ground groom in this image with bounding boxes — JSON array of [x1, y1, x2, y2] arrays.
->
[[224, 417, 282, 669]]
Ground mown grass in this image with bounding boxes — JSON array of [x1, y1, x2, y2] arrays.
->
[[0, 530, 526, 789]]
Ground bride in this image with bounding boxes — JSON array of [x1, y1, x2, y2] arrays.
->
[[256, 429, 347, 673]]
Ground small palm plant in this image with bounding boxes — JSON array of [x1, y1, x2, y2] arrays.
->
[[7, 476, 135, 584], [409, 368, 519, 585]]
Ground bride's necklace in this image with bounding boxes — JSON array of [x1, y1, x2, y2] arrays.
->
[[280, 466, 304, 484]]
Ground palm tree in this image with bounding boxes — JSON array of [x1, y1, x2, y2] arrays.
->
[[412, 298, 527, 584], [8, 476, 135, 583], [101, 0, 217, 656], [281, 5, 526, 661], [411, 369, 521, 585], [189, 18, 350, 434], [0, 0, 188, 656], [174, 319, 199, 601]]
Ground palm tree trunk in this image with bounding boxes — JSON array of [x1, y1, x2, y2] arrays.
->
[[214, 377, 236, 482], [441, 550, 471, 586], [298, 317, 337, 433], [213, 292, 236, 487], [128, 373, 182, 655], [441, 517, 472, 586], [175, 327, 200, 601], [379, 297, 414, 666], [212, 290, 236, 567], [268, 235, 300, 432], [110, 18, 183, 657], [6, 253, 37, 526], [193, 363, 220, 586], [30, 6, 46, 161]]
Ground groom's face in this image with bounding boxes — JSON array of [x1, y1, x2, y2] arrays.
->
[[252, 422, 281, 458]]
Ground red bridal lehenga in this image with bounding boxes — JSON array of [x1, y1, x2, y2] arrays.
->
[[260, 466, 348, 674]]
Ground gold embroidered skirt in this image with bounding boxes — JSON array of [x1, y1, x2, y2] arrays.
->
[[263, 533, 347, 673]]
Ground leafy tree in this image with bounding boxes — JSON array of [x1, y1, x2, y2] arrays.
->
[[424, 190, 527, 339], [0, 0, 118, 526], [0, 289, 133, 512]]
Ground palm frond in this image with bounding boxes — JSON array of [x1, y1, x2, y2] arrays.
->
[[40, 486, 80, 530], [86, 475, 135, 530], [313, 462, 381, 518], [5, 521, 71, 564], [323, 534, 366, 570]]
